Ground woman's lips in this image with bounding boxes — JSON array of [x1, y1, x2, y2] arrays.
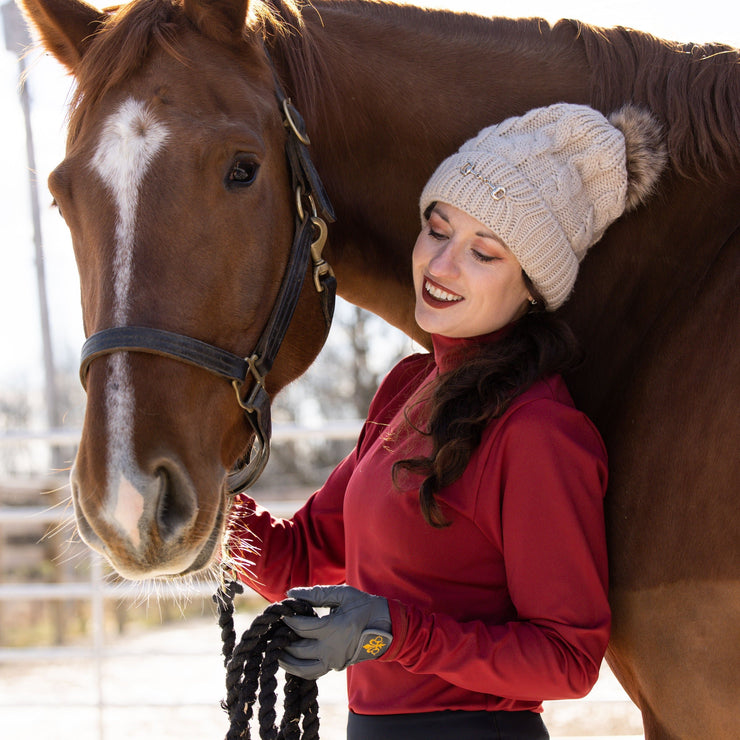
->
[[422, 278, 463, 308]]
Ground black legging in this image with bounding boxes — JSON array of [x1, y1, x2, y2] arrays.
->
[[347, 709, 549, 739]]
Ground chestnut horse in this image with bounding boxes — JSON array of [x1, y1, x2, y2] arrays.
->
[[19, 0, 740, 737]]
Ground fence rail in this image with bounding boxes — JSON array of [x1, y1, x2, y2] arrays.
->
[[0, 421, 362, 652], [0, 420, 365, 446]]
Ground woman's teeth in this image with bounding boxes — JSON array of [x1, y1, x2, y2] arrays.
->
[[425, 280, 462, 302]]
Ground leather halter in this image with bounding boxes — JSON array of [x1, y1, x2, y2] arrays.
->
[[78, 73, 336, 494]]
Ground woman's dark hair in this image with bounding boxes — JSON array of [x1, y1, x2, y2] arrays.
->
[[392, 289, 581, 528]]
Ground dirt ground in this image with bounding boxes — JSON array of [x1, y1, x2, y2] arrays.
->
[[0, 608, 644, 740]]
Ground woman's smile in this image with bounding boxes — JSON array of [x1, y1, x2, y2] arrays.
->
[[423, 277, 463, 306]]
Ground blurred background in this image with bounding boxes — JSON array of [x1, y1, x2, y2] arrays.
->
[[1, 0, 736, 737]]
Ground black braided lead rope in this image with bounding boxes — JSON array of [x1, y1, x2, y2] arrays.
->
[[214, 580, 320, 740]]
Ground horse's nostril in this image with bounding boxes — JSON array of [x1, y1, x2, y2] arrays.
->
[[155, 466, 197, 541]]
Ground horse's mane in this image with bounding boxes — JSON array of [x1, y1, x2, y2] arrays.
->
[[570, 20, 740, 179], [68, 0, 740, 181], [270, 2, 740, 180]]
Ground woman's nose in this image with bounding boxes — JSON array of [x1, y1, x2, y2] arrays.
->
[[429, 242, 459, 276]]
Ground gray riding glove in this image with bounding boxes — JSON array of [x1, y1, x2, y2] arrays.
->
[[279, 585, 393, 680]]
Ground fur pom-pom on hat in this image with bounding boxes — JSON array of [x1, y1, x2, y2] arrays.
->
[[607, 105, 667, 212], [419, 103, 666, 310]]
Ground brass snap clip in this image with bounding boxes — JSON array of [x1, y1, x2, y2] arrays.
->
[[310, 216, 333, 293]]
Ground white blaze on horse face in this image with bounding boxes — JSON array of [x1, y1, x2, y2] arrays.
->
[[90, 98, 169, 543], [112, 457, 145, 549], [91, 98, 169, 324]]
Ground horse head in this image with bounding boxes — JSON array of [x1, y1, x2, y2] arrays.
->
[[21, 0, 332, 578]]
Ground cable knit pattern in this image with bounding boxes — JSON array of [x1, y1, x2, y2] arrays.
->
[[420, 104, 632, 310]]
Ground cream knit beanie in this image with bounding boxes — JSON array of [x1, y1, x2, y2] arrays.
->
[[419, 103, 666, 310]]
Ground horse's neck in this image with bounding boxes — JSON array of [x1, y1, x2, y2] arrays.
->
[[272, 3, 591, 341], [266, 1, 740, 423]]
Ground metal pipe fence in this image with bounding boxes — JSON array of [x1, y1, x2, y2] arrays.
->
[[0, 423, 364, 739], [0, 421, 363, 655]]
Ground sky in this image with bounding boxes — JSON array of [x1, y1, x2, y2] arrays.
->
[[1, 0, 738, 400]]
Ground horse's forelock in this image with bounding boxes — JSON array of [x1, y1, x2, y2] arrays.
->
[[249, 0, 304, 37], [66, 0, 303, 143], [68, 0, 180, 141]]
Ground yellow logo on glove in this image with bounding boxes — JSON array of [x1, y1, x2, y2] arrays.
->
[[362, 635, 388, 656]]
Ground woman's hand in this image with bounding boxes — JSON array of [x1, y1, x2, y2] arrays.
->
[[280, 585, 392, 680]]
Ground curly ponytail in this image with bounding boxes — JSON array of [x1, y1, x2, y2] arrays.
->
[[392, 308, 581, 527]]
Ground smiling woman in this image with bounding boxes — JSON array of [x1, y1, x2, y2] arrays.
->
[[413, 204, 531, 338]]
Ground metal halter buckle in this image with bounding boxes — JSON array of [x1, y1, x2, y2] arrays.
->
[[282, 98, 311, 146]]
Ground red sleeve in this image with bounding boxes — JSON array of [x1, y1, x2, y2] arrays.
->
[[383, 397, 610, 701], [228, 353, 433, 603], [227, 452, 353, 603]]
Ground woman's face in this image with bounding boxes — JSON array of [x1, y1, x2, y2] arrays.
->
[[412, 203, 532, 338]]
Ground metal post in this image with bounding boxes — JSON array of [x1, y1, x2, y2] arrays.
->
[[2, 2, 62, 451], [91, 552, 106, 740], [3, 0, 71, 653]]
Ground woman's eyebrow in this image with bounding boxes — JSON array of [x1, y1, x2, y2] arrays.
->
[[430, 205, 451, 224], [476, 229, 499, 240], [433, 205, 504, 246]]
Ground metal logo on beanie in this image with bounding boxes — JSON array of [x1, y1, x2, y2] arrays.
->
[[460, 162, 507, 200], [420, 103, 667, 310]]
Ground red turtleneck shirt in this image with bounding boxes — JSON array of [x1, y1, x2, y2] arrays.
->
[[228, 332, 610, 715]]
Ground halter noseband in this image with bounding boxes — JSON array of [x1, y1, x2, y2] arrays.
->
[[78, 70, 336, 494]]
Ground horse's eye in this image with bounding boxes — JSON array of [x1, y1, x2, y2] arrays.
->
[[227, 157, 259, 187]]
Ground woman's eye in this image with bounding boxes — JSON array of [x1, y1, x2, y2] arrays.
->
[[227, 158, 259, 187], [472, 249, 498, 263], [427, 227, 446, 240]]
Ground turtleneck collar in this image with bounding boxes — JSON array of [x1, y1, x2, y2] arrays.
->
[[431, 325, 513, 374]]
